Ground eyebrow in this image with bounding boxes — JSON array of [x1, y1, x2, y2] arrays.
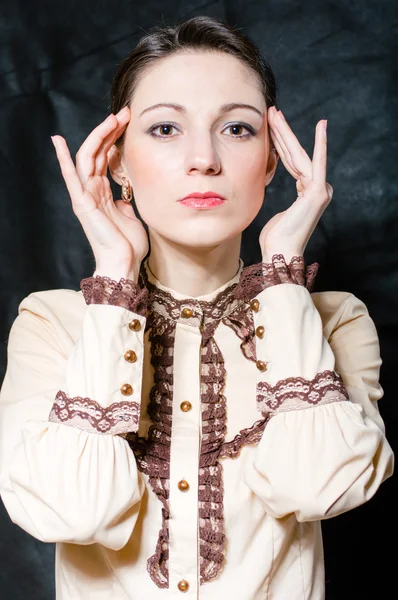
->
[[139, 102, 263, 118]]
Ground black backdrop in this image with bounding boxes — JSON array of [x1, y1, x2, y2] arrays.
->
[[1, 1, 397, 598]]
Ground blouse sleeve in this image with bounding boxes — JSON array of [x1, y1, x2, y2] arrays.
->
[[242, 255, 394, 522], [0, 275, 148, 549]]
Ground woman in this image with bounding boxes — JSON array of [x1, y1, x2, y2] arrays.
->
[[0, 15, 393, 600]]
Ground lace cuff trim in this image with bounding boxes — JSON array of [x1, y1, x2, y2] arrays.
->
[[48, 390, 140, 435], [234, 254, 319, 301], [257, 370, 349, 415], [80, 275, 149, 316]]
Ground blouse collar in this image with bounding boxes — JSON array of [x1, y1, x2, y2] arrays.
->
[[139, 258, 246, 327]]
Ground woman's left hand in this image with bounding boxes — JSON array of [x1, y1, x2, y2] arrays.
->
[[259, 106, 333, 263]]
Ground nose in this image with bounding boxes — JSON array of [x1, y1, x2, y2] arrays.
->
[[184, 132, 221, 176]]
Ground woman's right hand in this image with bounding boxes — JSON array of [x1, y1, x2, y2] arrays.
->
[[51, 106, 149, 282]]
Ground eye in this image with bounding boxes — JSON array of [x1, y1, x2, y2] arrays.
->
[[148, 123, 180, 138], [222, 122, 255, 139]]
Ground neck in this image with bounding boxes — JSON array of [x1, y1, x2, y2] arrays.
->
[[145, 231, 242, 297]]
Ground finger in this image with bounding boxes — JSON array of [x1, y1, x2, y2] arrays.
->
[[272, 109, 312, 179], [268, 109, 296, 171], [269, 125, 299, 178], [51, 136, 84, 203], [76, 107, 130, 184], [95, 114, 130, 175], [312, 120, 327, 184], [269, 129, 300, 180]]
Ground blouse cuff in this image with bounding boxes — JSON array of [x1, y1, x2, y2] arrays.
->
[[257, 369, 349, 416], [48, 390, 140, 437], [234, 254, 319, 302], [80, 275, 149, 316]]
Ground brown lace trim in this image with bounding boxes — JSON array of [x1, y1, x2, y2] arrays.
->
[[233, 254, 319, 302], [222, 304, 256, 363], [257, 370, 349, 415], [127, 310, 175, 588], [48, 390, 140, 435], [218, 417, 269, 459], [80, 275, 149, 316], [197, 332, 227, 583]]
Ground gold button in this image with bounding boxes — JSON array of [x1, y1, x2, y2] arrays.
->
[[256, 360, 268, 372], [178, 580, 189, 592], [250, 299, 260, 312], [120, 383, 133, 396], [180, 401, 192, 412], [178, 479, 190, 492], [128, 319, 141, 332], [255, 326, 265, 339], [181, 307, 193, 318], [124, 350, 137, 363]]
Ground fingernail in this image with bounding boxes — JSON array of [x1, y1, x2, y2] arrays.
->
[[279, 110, 286, 121], [51, 135, 56, 145], [105, 114, 114, 122], [324, 120, 328, 131], [118, 106, 129, 115]]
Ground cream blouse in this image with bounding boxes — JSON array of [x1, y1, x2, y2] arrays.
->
[[0, 254, 394, 600]]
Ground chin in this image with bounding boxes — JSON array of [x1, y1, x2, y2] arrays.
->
[[150, 220, 244, 249]]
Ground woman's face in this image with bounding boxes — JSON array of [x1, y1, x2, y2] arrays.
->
[[113, 51, 278, 248]]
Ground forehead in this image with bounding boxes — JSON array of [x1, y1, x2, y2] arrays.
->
[[131, 51, 264, 109]]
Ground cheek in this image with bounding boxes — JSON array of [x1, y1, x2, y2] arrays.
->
[[124, 141, 160, 186], [124, 145, 173, 224], [232, 149, 266, 204], [237, 144, 267, 180], [230, 149, 267, 226]]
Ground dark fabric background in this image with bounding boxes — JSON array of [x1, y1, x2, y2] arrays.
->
[[1, 1, 397, 598]]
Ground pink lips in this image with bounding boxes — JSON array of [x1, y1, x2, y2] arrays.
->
[[179, 191, 226, 209]]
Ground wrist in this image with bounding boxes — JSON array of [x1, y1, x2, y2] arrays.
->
[[261, 250, 303, 264], [93, 263, 141, 283]]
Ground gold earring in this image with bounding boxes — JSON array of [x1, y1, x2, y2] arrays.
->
[[121, 177, 132, 203]]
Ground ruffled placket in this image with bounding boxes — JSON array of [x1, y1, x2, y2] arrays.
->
[[126, 254, 320, 588]]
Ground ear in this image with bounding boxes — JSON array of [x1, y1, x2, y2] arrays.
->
[[108, 144, 126, 185], [264, 148, 280, 187]]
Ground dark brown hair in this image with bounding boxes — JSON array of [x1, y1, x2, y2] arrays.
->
[[110, 15, 278, 148]]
